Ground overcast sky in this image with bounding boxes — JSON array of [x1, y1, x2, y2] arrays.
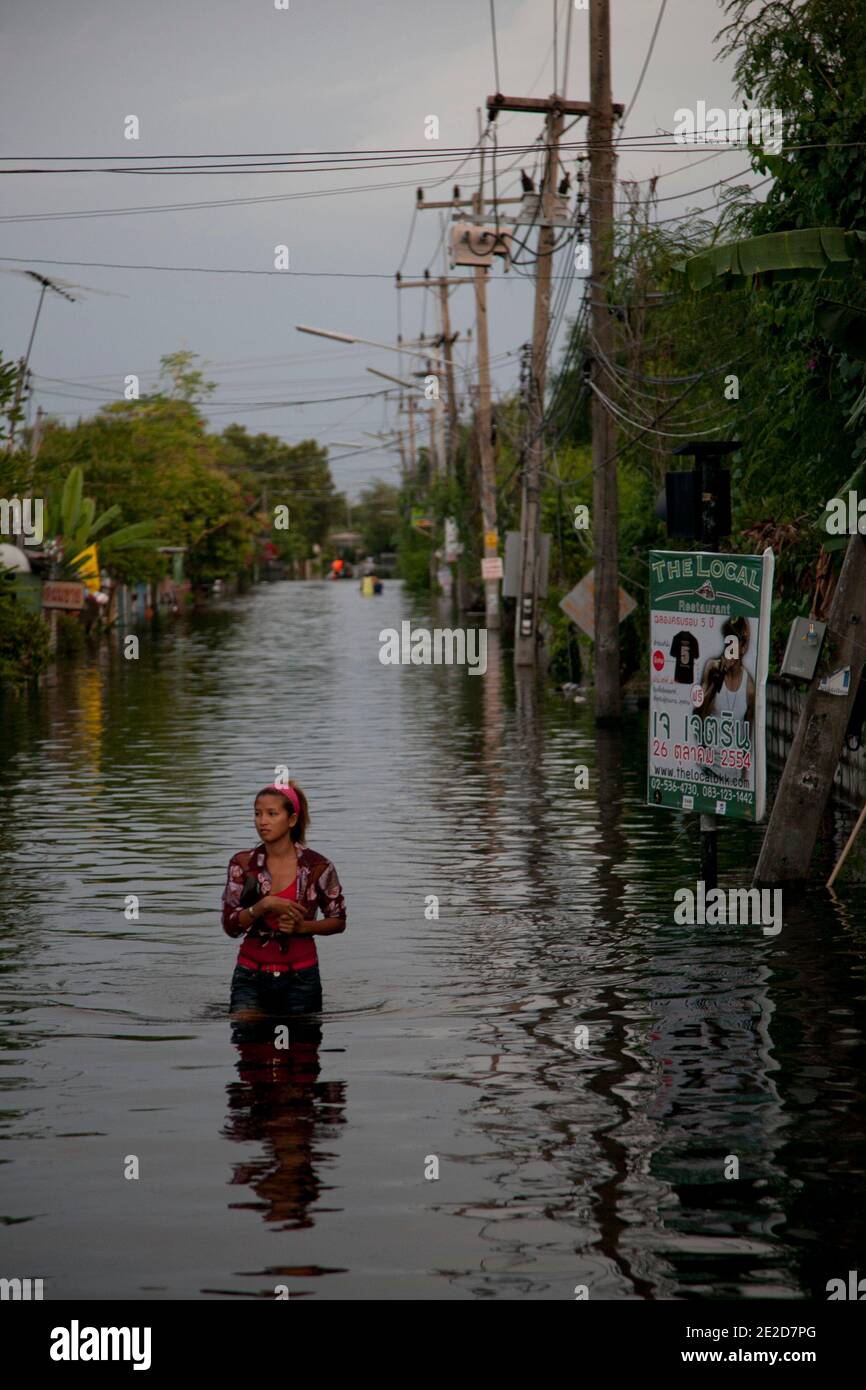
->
[[0, 0, 756, 500]]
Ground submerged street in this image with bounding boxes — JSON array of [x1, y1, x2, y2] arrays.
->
[[2, 580, 865, 1300]]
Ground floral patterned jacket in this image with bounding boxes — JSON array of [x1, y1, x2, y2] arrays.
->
[[221, 842, 347, 951]]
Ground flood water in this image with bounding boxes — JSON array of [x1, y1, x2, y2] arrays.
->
[[2, 579, 865, 1301]]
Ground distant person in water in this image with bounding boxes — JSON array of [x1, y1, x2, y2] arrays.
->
[[222, 781, 346, 1022]]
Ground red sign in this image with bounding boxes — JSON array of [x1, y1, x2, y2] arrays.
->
[[42, 581, 85, 610], [652, 649, 665, 672]]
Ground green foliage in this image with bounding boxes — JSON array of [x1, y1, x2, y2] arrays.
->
[[54, 611, 86, 659], [394, 456, 439, 592], [0, 351, 27, 455], [713, 0, 866, 516], [42, 465, 158, 580], [155, 349, 217, 403], [352, 478, 400, 556], [221, 425, 342, 566], [0, 576, 50, 690]]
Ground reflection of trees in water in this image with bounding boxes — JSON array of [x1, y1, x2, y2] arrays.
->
[[427, 694, 661, 1295], [762, 892, 866, 1298], [223, 1017, 346, 1231]]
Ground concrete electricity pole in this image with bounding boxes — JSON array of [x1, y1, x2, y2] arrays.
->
[[590, 0, 621, 720], [395, 274, 465, 479], [486, 94, 569, 666], [416, 186, 519, 629], [472, 187, 500, 630], [486, 89, 620, 668], [515, 99, 563, 667]]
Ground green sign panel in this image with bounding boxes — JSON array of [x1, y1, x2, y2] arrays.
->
[[647, 548, 774, 821]]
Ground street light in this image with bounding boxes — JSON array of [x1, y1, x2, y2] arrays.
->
[[296, 323, 433, 362], [365, 366, 425, 391]]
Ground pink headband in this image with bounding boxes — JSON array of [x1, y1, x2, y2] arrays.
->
[[263, 782, 300, 816]]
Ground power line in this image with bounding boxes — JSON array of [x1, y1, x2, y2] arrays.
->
[[619, 0, 669, 132]]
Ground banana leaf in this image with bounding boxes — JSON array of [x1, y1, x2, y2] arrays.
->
[[675, 228, 866, 291], [61, 466, 84, 536], [97, 520, 158, 551]]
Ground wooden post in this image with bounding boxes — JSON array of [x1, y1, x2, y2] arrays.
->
[[755, 533, 866, 884], [827, 797, 866, 889], [590, 0, 620, 720]]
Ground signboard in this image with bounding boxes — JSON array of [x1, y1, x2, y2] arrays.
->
[[484, 530, 499, 549], [481, 556, 503, 580], [647, 548, 774, 821], [444, 517, 463, 562], [71, 543, 101, 593], [42, 581, 85, 610], [559, 568, 636, 639]]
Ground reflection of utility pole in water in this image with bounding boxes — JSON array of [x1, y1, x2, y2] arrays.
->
[[586, 726, 655, 1297]]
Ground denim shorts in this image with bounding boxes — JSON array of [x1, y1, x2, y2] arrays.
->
[[229, 962, 323, 1017]]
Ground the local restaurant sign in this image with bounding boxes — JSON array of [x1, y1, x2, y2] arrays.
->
[[41, 581, 85, 610], [647, 548, 774, 822]]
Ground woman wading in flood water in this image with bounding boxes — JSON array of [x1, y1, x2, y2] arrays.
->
[[222, 782, 346, 1021]]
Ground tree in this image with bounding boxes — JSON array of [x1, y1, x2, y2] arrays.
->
[[352, 479, 400, 556], [33, 358, 257, 586], [221, 425, 341, 564], [155, 349, 217, 403]]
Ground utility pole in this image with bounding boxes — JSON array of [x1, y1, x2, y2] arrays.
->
[[755, 532, 866, 885], [404, 394, 418, 477], [437, 278, 459, 475], [487, 95, 564, 665], [487, 87, 620, 668], [516, 98, 562, 666], [472, 186, 500, 630], [417, 185, 518, 629], [590, 0, 620, 719], [396, 273, 465, 477]]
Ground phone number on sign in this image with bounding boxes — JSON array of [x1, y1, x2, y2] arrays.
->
[[650, 777, 753, 804]]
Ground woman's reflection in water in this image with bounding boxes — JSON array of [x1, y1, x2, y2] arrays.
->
[[223, 1011, 346, 1231]]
